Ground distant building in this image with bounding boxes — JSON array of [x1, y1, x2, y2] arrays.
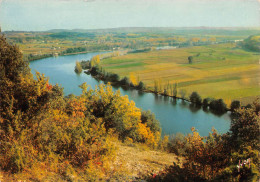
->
[[156, 46, 177, 50]]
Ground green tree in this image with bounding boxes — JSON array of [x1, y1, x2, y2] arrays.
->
[[209, 99, 227, 113], [188, 56, 193, 64], [230, 100, 241, 111], [137, 81, 145, 90], [189, 92, 202, 105]]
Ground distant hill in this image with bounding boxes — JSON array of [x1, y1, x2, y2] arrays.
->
[[4, 27, 260, 38], [46, 27, 260, 36]]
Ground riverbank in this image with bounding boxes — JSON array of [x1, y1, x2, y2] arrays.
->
[[98, 43, 259, 106], [84, 65, 236, 114], [26, 49, 112, 62]]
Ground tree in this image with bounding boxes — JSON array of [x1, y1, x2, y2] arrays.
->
[[180, 89, 186, 99], [90, 55, 100, 67], [230, 108, 260, 149], [172, 82, 178, 97], [188, 56, 193, 64], [120, 76, 130, 86], [137, 81, 145, 90], [109, 73, 120, 82], [202, 98, 213, 107], [129, 72, 137, 86], [74, 61, 82, 74], [189, 92, 202, 105], [154, 80, 159, 93], [209, 99, 227, 113], [230, 100, 240, 111]]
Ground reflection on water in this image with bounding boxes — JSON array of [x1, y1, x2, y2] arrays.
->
[[30, 52, 231, 136]]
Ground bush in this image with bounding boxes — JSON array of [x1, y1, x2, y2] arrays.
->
[[141, 110, 161, 134], [189, 92, 202, 105], [168, 133, 188, 156]]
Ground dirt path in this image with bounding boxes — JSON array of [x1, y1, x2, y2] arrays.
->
[[110, 143, 181, 179]]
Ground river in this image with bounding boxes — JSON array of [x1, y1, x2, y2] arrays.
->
[[29, 52, 231, 136]]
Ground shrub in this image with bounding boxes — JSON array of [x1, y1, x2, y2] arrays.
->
[[168, 133, 188, 156], [141, 110, 161, 134]]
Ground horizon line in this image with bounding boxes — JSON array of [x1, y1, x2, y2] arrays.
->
[[2, 26, 260, 32]]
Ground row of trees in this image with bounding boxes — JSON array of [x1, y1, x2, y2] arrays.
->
[[62, 47, 87, 54], [189, 91, 241, 112], [153, 80, 178, 97], [152, 78, 240, 112], [79, 57, 145, 90]]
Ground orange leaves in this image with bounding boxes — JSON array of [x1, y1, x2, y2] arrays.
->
[[46, 83, 52, 91], [66, 98, 86, 118]]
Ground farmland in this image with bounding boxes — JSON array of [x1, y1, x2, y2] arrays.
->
[[100, 43, 260, 105], [5, 28, 259, 61]]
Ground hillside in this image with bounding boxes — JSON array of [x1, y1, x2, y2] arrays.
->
[[0, 143, 179, 181]]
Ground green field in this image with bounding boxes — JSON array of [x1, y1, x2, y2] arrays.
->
[[100, 43, 260, 105]]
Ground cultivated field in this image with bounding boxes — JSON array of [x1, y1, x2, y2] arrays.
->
[[100, 43, 260, 105]]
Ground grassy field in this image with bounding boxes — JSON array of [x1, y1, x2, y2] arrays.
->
[[100, 43, 260, 105]]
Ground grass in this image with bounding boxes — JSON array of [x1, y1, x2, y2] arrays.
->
[[100, 43, 260, 105]]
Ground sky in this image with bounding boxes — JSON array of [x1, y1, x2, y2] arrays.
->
[[0, 0, 259, 31]]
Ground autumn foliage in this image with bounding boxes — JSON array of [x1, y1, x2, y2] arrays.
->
[[0, 34, 161, 180]]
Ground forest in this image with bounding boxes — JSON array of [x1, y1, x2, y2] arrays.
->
[[0, 29, 259, 181]]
